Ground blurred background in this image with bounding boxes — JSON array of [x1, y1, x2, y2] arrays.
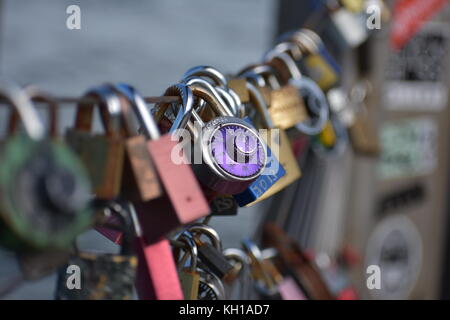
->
[[0, 0, 449, 299]]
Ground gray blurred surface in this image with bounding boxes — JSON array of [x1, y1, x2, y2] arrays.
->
[[0, 0, 276, 299]]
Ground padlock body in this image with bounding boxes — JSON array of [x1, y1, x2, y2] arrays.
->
[[233, 129, 286, 206], [147, 135, 209, 223], [227, 78, 250, 103], [245, 129, 301, 204], [179, 269, 201, 300], [135, 237, 183, 300], [96, 136, 165, 245], [349, 113, 380, 156], [124, 135, 162, 201], [0, 135, 93, 251], [302, 49, 340, 91], [132, 135, 209, 243], [197, 242, 234, 281], [66, 129, 125, 199], [193, 117, 267, 194], [268, 85, 308, 130], [55, 252, 137, 300]]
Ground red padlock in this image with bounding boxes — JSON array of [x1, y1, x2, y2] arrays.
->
[[126, 203, 183, 300]]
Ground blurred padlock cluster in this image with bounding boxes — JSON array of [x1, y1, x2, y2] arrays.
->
[[0, 0, 449, 301]]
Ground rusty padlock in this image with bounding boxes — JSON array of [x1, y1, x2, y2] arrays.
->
[[112, 83, 210, 244]]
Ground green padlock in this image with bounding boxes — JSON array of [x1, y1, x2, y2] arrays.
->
[[0, 82, 93, 251]]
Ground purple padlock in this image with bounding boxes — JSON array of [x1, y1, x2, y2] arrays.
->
[[185, 82, 267, 195]]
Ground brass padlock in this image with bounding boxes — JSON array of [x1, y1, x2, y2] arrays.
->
[[239, 64, 308, 130], [175, 234, 201, 300], [113, 90, 162, 202], [65, 85, 126, 199], [236, 79, 301, 205], [347, 82, 380, 156], [264, 50, 329, 136]]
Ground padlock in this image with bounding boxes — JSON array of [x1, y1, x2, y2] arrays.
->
[[234, 77, 301, 206], [197, 268, 226, 300], [239, 64, 308, 130], [231, 77, 286, 206], [174, 233, 201, 300], [262, 223, 334, 300], [112, 83, 210, 244], [184, 224, 234, 282], [0, 82, 93, 251], [95, 90, 162, 244], [177, 82, 268, 195], [265, 50, 329, 136], [118, 202, 183, 300], [223, 248, 253, 299], [174, 230, 227, 300], [180, 76, 238, 124], [327, 85, 378, 156], [55, 201, 137, 300], [182, 65, 245, 116], [242, 239, 308, 300], [241, 239, 282, 299], [227, 78, 250, 105], [65, 85, 125, 199], [114, 91, 162, 203], [347, 81, 380, 156], [183, 74, 284, 207], [279, 30, 341, 91]]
